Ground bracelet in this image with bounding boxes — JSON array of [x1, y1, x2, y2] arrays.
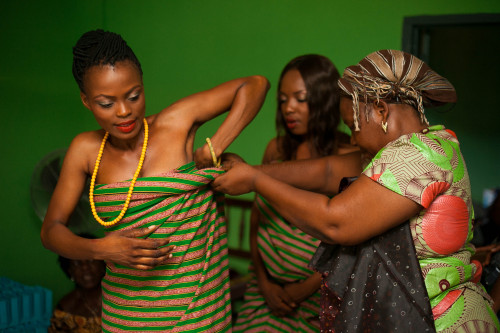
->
[[205, 137, 221, 167]]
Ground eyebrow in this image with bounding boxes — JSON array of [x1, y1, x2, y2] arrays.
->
[[279, 89, 307, 95], [94, 85, 142, 99]]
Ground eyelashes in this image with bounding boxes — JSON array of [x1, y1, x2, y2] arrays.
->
[[97, 92, 141, 109], [99, 103, 113, 109]]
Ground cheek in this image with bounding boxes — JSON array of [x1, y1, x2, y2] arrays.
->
[[300, 105, 310, 123]]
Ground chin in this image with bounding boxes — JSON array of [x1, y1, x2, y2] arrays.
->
[[290, 128, 307, 136]]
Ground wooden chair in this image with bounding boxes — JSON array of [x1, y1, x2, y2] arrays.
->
[[224, 197, 253, 321]]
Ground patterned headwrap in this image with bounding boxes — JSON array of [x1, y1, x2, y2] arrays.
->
[[338, 50, 457, 131]]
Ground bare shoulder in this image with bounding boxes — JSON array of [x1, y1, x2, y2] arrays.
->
[[262, 137, 283, 164], [70, 130, 103, 153], [65, 130, 105, 174]]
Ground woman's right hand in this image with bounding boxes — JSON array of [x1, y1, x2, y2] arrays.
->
[[98, 224, 175, 270], [258, 278, 296, 317], [212, 161, 258, 195]]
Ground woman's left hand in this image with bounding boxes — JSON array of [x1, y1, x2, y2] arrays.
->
[[284, 282, 313, 305], [212, 162, 258, 195], [194, 143, 218, 169]]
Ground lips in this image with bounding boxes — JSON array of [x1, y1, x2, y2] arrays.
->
[[285, 118, 297, 129], [116, 120, 136, 133]]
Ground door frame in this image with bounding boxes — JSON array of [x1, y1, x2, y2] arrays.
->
[[402, 13, 500, 62]]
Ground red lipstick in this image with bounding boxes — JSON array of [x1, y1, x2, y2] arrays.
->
[[285, 118, 297, 129], [116, 120, 136, 133]]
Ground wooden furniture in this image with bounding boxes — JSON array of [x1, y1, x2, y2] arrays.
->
[[224, 197, 253, 321]]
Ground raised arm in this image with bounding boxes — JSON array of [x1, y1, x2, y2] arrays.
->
[[213, 163, 420, 245], [157, 75, 270, 167]]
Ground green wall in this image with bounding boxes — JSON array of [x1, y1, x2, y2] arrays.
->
[[1, 0, 499, 305]]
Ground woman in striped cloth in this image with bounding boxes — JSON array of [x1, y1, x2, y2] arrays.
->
[[233, 54, 359, 332], [40, 29, 269, 332], [214, 50, 500, 332]]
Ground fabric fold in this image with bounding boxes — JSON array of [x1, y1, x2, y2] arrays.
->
[[93, 162, 231, 332]]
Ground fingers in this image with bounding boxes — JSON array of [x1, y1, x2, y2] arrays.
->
[[122, 224, 160, 239], [265, 287, 295, 315], [270, 299, 294, 317], [220, 160, 235, 171], [140, 244, 176, 259], [194, 145, 219, 169], [280, 292, 297, 309], [131, 245, 177, 270], [121, 241, 176, 270]]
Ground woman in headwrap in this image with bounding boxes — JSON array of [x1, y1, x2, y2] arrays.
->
[[213, 50, 500, 332]]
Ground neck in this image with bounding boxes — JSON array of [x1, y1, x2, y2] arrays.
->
[[386, 104, 427, 143], [108, 122, 145, 151]]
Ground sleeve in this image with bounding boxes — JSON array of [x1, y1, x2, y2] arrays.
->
[[362, 134, 454, 208]]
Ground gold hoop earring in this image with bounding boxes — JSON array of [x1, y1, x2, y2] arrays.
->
[[381, 121, 388, 133]]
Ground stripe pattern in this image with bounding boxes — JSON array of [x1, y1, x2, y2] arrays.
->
[[234, 196, 320, 332], [338, 49, 457, 131], [93, 162, 231, 332]]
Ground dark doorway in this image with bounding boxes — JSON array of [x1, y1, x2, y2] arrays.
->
[[402, 14, 500, 208]]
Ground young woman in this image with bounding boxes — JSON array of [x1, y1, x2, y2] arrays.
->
[[234, 54, 358, 332], [40, 29, 269, 332], [214, 50, 500, 332]]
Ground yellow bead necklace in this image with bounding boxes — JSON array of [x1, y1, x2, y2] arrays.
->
[[89, 118, 149, 226]]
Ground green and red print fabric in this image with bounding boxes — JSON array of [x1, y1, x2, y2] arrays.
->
[[93, 162, 231, 332], [233, 196, 321, 332], [363, 126, 499, 332], [363, 125, 499, 332]]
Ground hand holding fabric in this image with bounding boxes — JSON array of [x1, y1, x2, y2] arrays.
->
[[99, 224, 175, 270], [212, 161, 257, 195], [194, 143, 217, 169]]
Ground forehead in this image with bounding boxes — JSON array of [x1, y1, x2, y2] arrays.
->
[[83, 60, 142, 95], [279, 69, 306, 92], [340, 97, 354, 124]]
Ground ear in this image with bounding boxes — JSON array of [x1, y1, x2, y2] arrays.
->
[[371, 100, 390, 123], [80, 91, 91, 110]]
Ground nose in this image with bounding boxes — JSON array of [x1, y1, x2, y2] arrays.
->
[[116, 102, 132, 118], [282, 99, 296, 115]]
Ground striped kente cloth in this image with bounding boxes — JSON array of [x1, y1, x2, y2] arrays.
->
[[234, 196, 320, 332], [93, 162, 231, 332]]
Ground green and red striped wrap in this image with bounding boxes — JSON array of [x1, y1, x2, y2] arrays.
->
[[93, 162, 231, 332], [233, 195, 321, 332]]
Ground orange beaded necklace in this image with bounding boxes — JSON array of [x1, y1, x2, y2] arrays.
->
[[89, 118, 149, 226]]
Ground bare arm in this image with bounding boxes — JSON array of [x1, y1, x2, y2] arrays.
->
[[256, 151, 362, 196], [158, 75, 270, 167], [40, 133, 174, 269], [284, 272, 322, 304], [213, 163, 421, 245]]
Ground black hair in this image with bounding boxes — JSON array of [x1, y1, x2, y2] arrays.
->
[[276, 54, 346, 160], [72, 29, 143, 92], [57, 233, 97, 279]]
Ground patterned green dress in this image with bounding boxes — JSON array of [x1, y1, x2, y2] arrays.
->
[[93, 162, 231, 332], [363, 125, 500, 332]]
